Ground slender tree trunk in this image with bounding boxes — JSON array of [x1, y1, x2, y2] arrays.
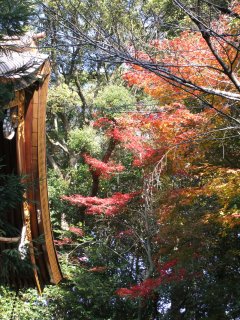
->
[[151, 292, 159, 320], [75, 74, 88, 124], [47, 153, 63, 178], [169, 286, 186, 320], [90, 136, 117, 196], [137, 298, 143, 320]]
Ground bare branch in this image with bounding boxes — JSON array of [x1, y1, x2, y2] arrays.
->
[[0, 236, 20, 243], [46, 133, 69, 154]]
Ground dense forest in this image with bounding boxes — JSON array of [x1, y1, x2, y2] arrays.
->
[[1, 0, 240, 319]]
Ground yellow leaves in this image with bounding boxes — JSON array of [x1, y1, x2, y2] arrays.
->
[[219, 215, 240, 228], [204, 168, 240, 206], [202, 211, 240, 229], [201, 213, 212, 224], [178, 188, 203, 206], [157, 164, 240, 232], [189, 166, 240, 227]]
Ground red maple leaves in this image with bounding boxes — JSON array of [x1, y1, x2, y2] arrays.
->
[[62, 192, 137, 216], [68, 226, 84, 237], [116, 259, 185, 298], [83, 154, 124, 178]]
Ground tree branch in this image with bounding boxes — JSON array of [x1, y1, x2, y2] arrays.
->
[[46, 133, 69, 154], [0, 236, 20, 243], [47, 153, 64, 178]]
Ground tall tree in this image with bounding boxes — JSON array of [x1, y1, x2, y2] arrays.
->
[[0, 0, 33, 37], [41, 0, 240, 109], [1, 1, 239, 319]]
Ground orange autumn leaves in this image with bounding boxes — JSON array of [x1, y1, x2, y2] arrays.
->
[[63, 104, 207, 217], [124, 15, 240, 104], [157, 165, 240, 229]]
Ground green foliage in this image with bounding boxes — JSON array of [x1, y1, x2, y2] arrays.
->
[[0, 161, 25, 237], [47, 169, 70, 227], [68, 126, 103, 155], [0, 249, 33, 286], [48, 166, 93, 226], [0, 286, 56, 320], [0, 162, 33, 285], [47, 83, 81, 114], [0, 83, 15, 107], [0, 0, 33, 36], [0, 172, 25, 215], [95, 84, 136, 113], [0, 1, 236, 319]]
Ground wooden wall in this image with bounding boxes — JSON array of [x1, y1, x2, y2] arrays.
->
[[0, 60, 62, 291]]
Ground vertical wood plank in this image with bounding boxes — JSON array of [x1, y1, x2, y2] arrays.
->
[[37, 61, 62, 284]]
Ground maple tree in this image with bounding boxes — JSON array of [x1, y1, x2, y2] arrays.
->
[[43, 0, 240, 107], [59, 2, 240, 318], [105, 4, 240, 318], [61, 33, 240, 315], [123, 5, 240, 122], [2, 1, 240, 319]]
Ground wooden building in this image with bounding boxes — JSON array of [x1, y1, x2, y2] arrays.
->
[[0, 34, 62, 292]]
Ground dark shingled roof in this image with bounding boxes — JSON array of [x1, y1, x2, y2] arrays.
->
[[0, 33, 48, 90]]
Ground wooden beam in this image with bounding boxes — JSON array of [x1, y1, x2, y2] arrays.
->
[[0, 236, 20, 243]]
